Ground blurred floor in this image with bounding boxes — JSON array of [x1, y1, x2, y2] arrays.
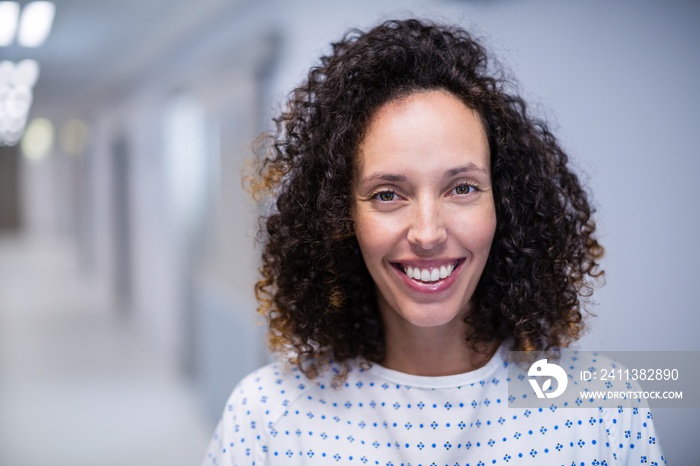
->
[[0, 233, 211, 466]]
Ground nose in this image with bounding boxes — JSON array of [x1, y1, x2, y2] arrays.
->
[[406, 198, 447, 250]]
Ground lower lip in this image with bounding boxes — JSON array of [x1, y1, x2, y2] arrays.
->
[[392, 260, 464, 294]]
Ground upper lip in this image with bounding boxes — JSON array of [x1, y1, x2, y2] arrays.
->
[[391, 258, 463, 268]]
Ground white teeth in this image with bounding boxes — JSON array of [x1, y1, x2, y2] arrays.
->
[[403, 263, 457, 283]]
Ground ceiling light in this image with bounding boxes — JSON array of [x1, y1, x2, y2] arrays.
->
[[0, 60, 40, 145], [21, 117, 54, 160], [0, 61, 14, 84], [13, 59, 40, 87], [0, 2, 20, 46], [18, 1, 55, 47]]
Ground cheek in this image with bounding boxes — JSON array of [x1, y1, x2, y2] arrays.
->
[[355, 217, 386, 263], [479, 212, 498, 248], [354, 213, 404, 266], [451, 205, 497, 253]]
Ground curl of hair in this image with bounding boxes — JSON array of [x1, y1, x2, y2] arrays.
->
[[251, 19, 604, 379]]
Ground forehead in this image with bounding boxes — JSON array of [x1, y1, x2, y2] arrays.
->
[[355, 90, 490, 177]]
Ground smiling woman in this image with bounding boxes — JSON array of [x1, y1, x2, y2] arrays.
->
[[352, 91, 497, 375], [202, 19, 666, 466]]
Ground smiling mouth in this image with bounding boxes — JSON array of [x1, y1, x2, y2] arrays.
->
[[394, 260, 463, 283]]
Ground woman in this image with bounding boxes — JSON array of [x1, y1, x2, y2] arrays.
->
[[203, 19, 665, 465]]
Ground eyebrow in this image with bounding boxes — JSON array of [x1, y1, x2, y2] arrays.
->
[[359, 163, 487, 187], [444, 163, 488, 177], [359, 173, 408, 186]]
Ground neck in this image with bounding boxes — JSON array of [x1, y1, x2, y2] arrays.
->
[[380, 313, 499, 376]]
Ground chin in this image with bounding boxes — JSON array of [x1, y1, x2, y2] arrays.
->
[[388, 299, 469, 329]]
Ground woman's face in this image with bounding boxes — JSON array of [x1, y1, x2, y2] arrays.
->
[[352, 90, 496, 331]]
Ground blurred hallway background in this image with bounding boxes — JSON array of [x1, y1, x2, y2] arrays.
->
[[0, 0, 698, 464], [0, 234, 210, 465]]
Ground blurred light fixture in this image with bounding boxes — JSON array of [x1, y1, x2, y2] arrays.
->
[[13, 58, 39, 87], [21, 117, 53, 161], [0, 59, 39, 145], [0, 60, 14, 84], [0, 2, 20, 46], [59, 118, 89, 155], [18, 1, 55, 47]]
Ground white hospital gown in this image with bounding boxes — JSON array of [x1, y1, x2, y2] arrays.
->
[[202, 347, 666, 466]]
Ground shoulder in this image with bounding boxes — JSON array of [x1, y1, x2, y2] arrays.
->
[[558, 350, 668, 465], [202, 362, 327, 466], [226, 362, 325, 424], [508, 349, 667, 464]]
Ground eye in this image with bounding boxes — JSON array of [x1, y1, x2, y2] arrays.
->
[[453, 183, 477, 195], [374, 190, 397, 202]]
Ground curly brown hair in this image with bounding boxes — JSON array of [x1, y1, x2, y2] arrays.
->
[[251, 19, 604, 379]]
